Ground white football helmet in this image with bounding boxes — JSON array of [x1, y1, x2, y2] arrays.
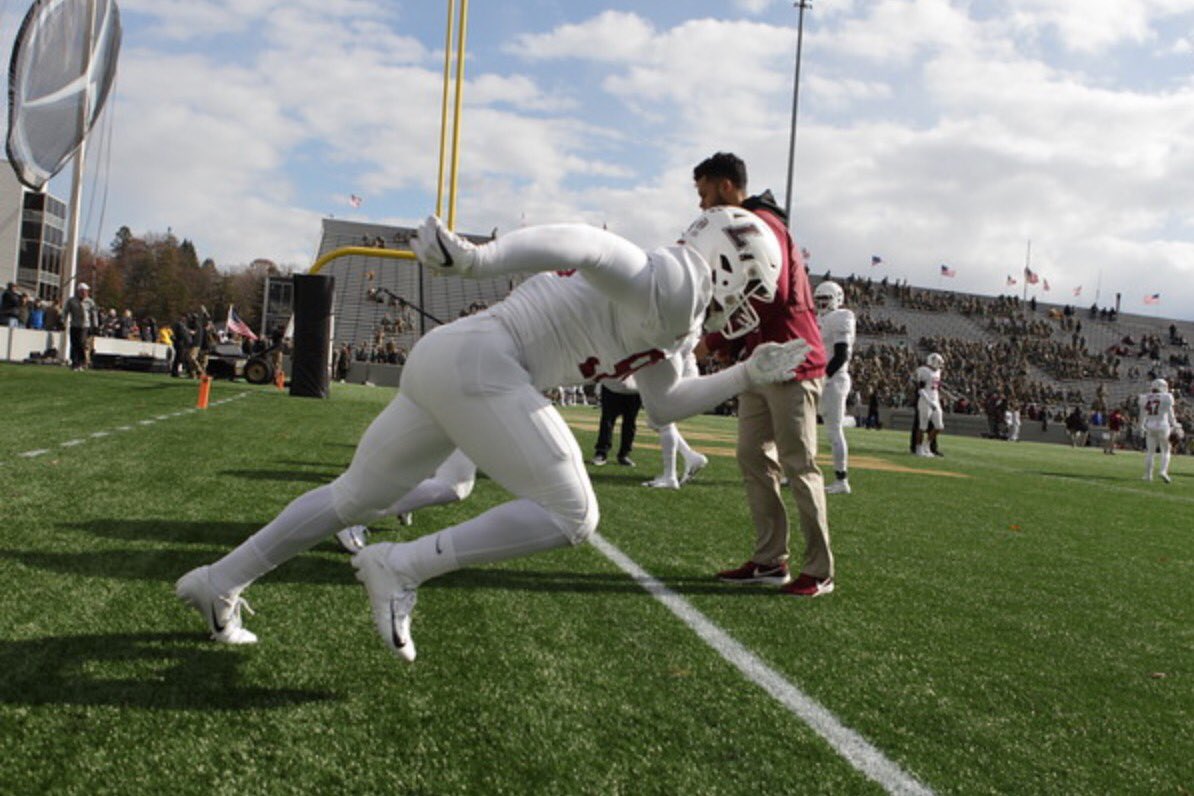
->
[[1151, 378, 1168, 393], [680, 206, 782, 339], [926, 352, 945, 369], [814, 280, 844, 315]]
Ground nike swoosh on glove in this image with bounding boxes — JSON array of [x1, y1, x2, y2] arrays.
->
[[745, 339, 810, 385], [409, 215, 478, 276]]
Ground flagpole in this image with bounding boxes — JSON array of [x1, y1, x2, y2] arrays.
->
[[62, 0, 98, 303], [783, 0, 811, 221], [1022, 239, 1030, 303], [1094, 267, 1101, 305]]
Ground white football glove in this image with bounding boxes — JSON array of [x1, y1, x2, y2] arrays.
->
[[409, 215, 478, 276], [745, 339, 810, 385]]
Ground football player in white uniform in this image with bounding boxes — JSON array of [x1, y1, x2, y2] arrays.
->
[[177, 207, 811, 660], [1139, 379, 1178, 483], [643, 341, 709, 489], [814, 281, 855, 493], [914, 353, 945, 457]]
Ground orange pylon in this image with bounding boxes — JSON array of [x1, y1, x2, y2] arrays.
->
[[274, 367, 286, 390], [197, 375, 212, 409]]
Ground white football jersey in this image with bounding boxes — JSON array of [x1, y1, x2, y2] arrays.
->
[[818, 308, 855, 382], [487, 244, 708, 390], [916, 365, 942, 405], [1139, 392, 1176, 431]]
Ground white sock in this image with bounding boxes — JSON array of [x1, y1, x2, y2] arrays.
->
[[658, 424, 679, 481], [389, 498, 572, 585], [210, 484, 344, 595]]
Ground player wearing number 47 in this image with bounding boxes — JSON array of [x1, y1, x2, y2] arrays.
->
[[1139, 379, 1179, 483], [176, 208, 811, 662]]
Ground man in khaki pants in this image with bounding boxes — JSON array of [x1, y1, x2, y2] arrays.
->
[[694, 152, 835, 597]]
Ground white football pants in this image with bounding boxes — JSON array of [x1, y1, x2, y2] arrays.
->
[[821, 374, 851, 474], [1143, 428, 1171, 477], [209, 315, 596, 595]]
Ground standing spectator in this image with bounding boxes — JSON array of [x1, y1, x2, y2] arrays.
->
[[1064, 406, 1089, 447], [865, 390, 881, 429], [592, 376, 642, 467], [28, 299, 45, 331], [43, 299, 61, 332], [1, 282, 22, 328], [62, 282, 97, 370], [170, 315, 191, 377], [692, 152, 833, 597], [1104, 407, 1125, 454]]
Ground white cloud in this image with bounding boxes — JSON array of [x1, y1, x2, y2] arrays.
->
[[506, 10, 656, 62]]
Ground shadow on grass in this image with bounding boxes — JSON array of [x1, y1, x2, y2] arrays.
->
[[0, 547, 356, 586], [220, 469, 336, 484], [428, 567, 774, 598], [0, 632, 336, 710], [61, 518, 264, 546], [1036, 470, 1130, 482]]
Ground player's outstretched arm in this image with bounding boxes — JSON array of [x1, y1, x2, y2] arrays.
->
[[637, 339, 809, 426], [409, 215, 649, 298]]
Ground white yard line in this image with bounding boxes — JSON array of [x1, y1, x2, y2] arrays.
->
[[590, 533, 935, 796], [15, 391, 251, 459]]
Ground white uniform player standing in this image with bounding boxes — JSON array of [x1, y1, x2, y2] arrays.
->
[[176, 208, 811, 662], [644, 339, 709, 489], [915, 353, 945, 457], [1139, 379, 1178, 483], [814, 281, 855, 494]]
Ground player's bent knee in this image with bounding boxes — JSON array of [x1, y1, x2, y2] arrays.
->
[[554, 501, 599, 546], [329, 474, 403, 526]]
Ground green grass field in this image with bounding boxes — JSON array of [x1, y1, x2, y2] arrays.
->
[[1, 364, 1190, 795]]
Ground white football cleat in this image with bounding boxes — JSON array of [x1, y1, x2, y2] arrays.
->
[[409, 215, 478, 276], [642, 475, 680, 490], [175, 565, 257, 645], [825, 479, 851, 495], [680, 453, 709, 485], [335, 525, 370, 554], [1159, 473, 1171, 484], [352, 543, 418, 662], [398, 512, 414, 526]]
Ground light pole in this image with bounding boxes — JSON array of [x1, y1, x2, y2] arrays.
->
[[784, 0, 811, 221]]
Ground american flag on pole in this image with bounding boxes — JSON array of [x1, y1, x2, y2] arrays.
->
[[225, 305, 259, 341], [349, 194, 363, 208], [1143, 293, 1161, 305], [1073, 285, 1082, 297], [940, 264, 956, 277], [1024, 266, 1040, 285], [1006, 275, 1017, 286], [871, 255, 883, 266], [1043, 279, 1050, 291]]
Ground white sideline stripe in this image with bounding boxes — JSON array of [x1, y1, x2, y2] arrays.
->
[[590, 533, 934, 796], [13, 391, 252, 460]]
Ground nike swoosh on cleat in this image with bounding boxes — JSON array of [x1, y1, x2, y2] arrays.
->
[[435, 535, 442, 555], [210, 604, 226, 634], [434, 228, 454, 267]]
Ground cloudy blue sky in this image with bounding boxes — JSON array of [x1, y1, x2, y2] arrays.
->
[[6, 0, 1194, 318]]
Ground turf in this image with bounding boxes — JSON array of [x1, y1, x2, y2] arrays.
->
[[0, 363, 1190, 795]]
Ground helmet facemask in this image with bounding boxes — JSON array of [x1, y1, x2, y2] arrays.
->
[[681, 207, 781, 340]]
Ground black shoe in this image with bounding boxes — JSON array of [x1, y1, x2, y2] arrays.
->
[[591, 454, 607, 466], [617, 456, 635, 467]]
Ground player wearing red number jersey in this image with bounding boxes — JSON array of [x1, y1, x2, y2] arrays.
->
[[177, 208, 812, 660], [1139, 379, 1178, 483]]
